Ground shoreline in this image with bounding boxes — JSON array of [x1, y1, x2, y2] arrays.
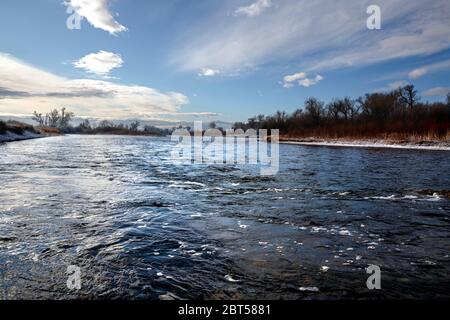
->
[[279, 138, 450, 151], [0, 132, 164, 144], [0, 130, 46, 144], [2, 132, 450, 151]]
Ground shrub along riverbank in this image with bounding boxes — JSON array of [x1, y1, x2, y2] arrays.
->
[[0, 120, 60, 143], [234, 85, 450, 145]]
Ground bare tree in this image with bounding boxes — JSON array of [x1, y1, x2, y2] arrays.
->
[[47, 109, 61, 128], [32, 111, 45, 126], [327, 100, 341, 120], [98, 120, 114, 128], [400, 85, 419, 110], [304, 97, 324, 125], [79, 119, 92, 130], [342, 97, 357, 120], [129, 121, 140, 132], [60, 107, 74, 128]]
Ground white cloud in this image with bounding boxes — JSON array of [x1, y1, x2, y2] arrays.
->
[[408, 68, 427, 79], [423, 87, 450, 97], [65, 0, 127, 35], [283, 72, 306, 87], [0, 53, 189, 119], [372, 80, 409, 93], [234, 0, 273, 17], [408, 59, 450, 79], [198, 68, 220, 77], [283, 72, 323, 88], [299, 75, 324, 87], [73, 51, 123, 77], [388, 80, 408, 89], [171, 0, 450, 74]]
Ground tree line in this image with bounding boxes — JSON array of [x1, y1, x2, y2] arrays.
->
[[32, 108, 74, 129], [233, 85, 450, 140], [65, 119, 171, 136], [31, 108, 170, 136]]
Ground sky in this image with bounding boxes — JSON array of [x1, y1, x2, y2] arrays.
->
[[0, 0, 449, 124]]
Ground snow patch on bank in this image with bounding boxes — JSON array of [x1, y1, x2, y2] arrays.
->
[[0, 130, 42, 143], [281, 140, 450, 151]]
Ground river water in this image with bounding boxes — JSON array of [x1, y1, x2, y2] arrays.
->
[[0, 135, 449, 299]]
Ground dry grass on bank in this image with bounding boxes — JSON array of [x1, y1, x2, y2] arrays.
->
[[280, 130, 450, 144], [0, 120, 61, 137]]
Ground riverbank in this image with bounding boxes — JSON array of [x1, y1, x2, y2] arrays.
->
[[0, 130, 44, 143], [279, 137, 450, 151], [0, 121, 60, 143]]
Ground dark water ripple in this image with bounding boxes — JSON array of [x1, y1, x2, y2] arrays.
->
[[0, 135, 449, 299]]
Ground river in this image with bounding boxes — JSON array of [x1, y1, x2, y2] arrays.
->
[[0, 135, 449, 299]]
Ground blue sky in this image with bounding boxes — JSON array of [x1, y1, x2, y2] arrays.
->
[[0, 0, 449, 123]]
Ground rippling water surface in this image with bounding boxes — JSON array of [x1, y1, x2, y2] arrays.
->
[[0, 135, 449, 299]]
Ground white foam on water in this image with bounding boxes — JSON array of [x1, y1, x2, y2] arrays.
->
[[425, 193, 442, 202], [183, 181, 206, 187], [238, 221, 249, 229], [339, 229, 352, 236], [225, 274, 241, 282], [190, 213, 203, 218], [299, 286, 319, 292], [159, 292, 184, 300]]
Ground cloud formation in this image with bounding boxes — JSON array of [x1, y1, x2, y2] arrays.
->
[[388, 80, 408, 90], [65, 0, 127, 35], [408, 68, 427, 79], [408, 59, 450, 79], [423, 87, 450, 97], [234, 0, 273, 17], [283, 72, 306, 87], [283, 72, 323, 88], [73, 51, 123, 77], [299, 75, 324, 87], [372, 80, 410, 93], [172, 0, 450, 75], [0, 53, 189, 119], [198, 68, 221, 77]]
